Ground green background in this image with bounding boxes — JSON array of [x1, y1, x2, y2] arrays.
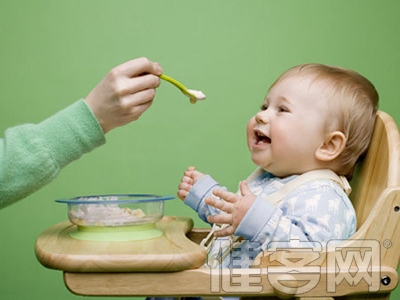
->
[[0, 1, 399, 299]]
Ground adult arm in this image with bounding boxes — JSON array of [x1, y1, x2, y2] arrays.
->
[[0, 57, 163, 209], [0, 100, 105, 208]]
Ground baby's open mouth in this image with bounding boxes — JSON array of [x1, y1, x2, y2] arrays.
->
[[255, 130, 271, 144]]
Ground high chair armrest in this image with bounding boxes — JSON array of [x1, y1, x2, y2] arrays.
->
[[186, 227, 211, 244]]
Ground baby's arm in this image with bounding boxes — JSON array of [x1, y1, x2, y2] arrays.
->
[[236, 182, 356, 249], [205, 180, 256, 237], [205, 179, 356, 247], [178, 166, 228, 224]]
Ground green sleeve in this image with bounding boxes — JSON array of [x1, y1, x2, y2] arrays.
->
[[0, 99, 106, 208]]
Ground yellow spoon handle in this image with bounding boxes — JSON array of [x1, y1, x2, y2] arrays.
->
[[160, 73, 206, 104], [159, 74, 191, 97]]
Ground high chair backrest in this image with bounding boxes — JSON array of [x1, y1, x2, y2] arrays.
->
[[350, 111, 400, 229]]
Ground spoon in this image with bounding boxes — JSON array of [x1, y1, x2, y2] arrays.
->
[[160, 74, 206, 104]]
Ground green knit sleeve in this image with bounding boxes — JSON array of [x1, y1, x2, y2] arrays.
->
[[0, 99, 106, 208]]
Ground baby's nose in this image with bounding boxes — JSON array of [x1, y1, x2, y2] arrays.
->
[[255, 110, 269, 124]]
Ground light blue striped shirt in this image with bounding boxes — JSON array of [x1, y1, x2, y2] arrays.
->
[[184, 171, 356, 268]]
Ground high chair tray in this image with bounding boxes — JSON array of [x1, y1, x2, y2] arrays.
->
[[35, 216, 207, 272]]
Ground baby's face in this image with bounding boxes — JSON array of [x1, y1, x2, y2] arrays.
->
[[246, 74, 332, 177]]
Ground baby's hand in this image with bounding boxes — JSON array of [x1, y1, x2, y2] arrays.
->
[[205, 180, 256, 237], [177, 166, 205, 201]]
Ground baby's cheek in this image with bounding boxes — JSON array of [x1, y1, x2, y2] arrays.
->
[[246, 118, 256, 148]]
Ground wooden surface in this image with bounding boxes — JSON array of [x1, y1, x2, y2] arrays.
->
[[63, 266, 398, 297], [350, 111, 400, 230], [35, 216, 207, 272]]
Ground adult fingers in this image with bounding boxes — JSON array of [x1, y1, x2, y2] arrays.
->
[[110, 99, 154, 126], [114, 57, 163, 78], [115, 73, 160, 99], [118, 87, 158, 113]]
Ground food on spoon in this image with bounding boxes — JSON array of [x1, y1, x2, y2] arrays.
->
[[187, 89, 206, 104]]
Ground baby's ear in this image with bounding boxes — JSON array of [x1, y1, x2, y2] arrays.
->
[[315, 131, 346, 162]]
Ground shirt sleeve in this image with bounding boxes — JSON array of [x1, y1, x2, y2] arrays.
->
[[184, 174, 227, 224], [235, 180, 356, 249], [0, 99, 106, 208]]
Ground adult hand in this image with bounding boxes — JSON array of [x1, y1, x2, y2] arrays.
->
[[85, 57, 163, 133], [205, 180, 256, 237]]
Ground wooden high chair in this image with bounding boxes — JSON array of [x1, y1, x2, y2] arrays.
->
[[36, 111, 400, 299]]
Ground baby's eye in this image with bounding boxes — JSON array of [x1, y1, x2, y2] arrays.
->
[[278, 106, 289, 113], [260, 104, 268, 111]]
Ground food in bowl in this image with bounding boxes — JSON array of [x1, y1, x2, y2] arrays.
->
[[56, 194, 174, 227]]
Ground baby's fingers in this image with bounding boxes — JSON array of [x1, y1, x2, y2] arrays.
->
[[212, 189, 238, 204], [213, 226, 235, 237], [180, 174, 194, 186], [205, 196, 234, 213], [177, 189, 188, 201], [239, 180, 253, 196], [178, 180, 192, 191], [177, 177, 194, 201], [207, 213, 231, 225]]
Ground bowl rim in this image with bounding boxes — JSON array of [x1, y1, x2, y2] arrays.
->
[[55, 193, 175, 205]]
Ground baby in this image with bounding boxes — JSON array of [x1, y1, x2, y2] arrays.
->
[[178, 63, 379, 268]]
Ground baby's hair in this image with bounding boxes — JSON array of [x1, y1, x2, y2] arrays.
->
[[271, 64, 379, 179]]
